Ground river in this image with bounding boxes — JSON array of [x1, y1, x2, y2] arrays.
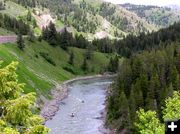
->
[[45, 77, 113, 134]]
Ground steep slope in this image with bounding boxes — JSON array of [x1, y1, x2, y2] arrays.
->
[[74, 0, 157, 36], [0, 0, 158, 39], [106, 22, 180, 133], [121, 3, 180, 28], [0, 40, 113, 100], [98, 2, 157, 34], [1, 0, 179, 39]]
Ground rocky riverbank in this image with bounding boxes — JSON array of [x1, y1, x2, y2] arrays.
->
[[40, 74, 115, 121]]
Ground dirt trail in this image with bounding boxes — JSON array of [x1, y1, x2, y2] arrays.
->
[[0, 36, 17, 43]]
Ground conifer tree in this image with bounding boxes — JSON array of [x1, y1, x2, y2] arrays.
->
[[146, 71, 160, 111], [116, 91, 131, 131], [85, 44, 93, 60], [81, 57, 88, 71], [69, 51, 74, 65], [17, 34, 25, 50], [48, 21, 57, 41], [28, 31, 35, 42], [129, 90, 136, 122], [42, 27, 49, 40], [131, 81, 144, 108], [27, 10, 32, 21]]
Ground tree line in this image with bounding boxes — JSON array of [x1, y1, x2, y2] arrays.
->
[[106, 43, 180, 133], [0, 13, 30, 35], [92, 22, 180, 57], [41, 22, 89, 49], [115, 22, 180, 57]]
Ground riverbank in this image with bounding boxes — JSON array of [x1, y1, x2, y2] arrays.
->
[[40, 74, 116, 121]]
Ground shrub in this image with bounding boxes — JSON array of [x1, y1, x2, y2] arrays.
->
[[39, 52, 56, 66]]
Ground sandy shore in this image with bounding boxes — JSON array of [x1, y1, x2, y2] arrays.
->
[[40, 74, 115, 121]]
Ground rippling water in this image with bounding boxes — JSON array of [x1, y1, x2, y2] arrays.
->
[[45, 78, 113, 134]]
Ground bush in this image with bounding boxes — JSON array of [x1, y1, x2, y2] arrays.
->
[[39, 52, 56, 66], [63, 66, 77, 74]]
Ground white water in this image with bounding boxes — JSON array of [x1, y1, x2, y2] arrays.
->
[[45, 78, 113, 134]]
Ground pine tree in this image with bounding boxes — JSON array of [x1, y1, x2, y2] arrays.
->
[[160, 83, 173, 108], [129, 90, 136, 122], [107, 57, 113, 72], [59, 28, 69, 50], [69, 51, 74, 65], [174, 74, 180, 91], [132, 81, 144, 108], [27, 10, 32, 21], [81, 57, 88, 71], [48, 21, 57, 41], [17, 34, 25, 50], [107, 56, 119, 73], [42, 27, 49, 40], [146, 72, 160, 111], [28, 31, 35, 42], [85, 44, 93, 60], [116, 91, 131, 131]]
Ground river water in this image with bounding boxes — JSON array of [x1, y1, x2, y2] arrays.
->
[[45, 77, 113, 134]]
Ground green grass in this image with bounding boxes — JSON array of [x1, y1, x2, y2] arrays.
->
[[0, 40, 112, 98], [34, 27, 41, 36], [55, 20, 65, 29]]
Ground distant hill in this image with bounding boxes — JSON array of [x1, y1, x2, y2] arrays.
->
[[120, 3, 180, 28], [167, 5, 180, 10], [0, 0, 179, 39]]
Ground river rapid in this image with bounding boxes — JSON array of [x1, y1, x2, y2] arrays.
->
[[45, 77, 113, 134]]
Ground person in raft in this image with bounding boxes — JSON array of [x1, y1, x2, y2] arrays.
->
[[71, 113, 75, 117]]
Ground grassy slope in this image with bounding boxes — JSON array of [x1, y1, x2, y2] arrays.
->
[[0, 40, 112, 98]]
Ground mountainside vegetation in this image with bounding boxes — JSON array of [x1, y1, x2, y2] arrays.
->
[[121, 3, 180, 28], [0, 0, 159, 38], [106, 22, 180, 133], [0, 0, 179, 39], [0, 39, 114, 98], [0, 12, 30, 35]]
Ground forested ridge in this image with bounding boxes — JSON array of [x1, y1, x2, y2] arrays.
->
[[0, 0, 163, 38], [106, 23, 180, 133], [115, 22, 180, 57], [121, 3, 180, 28]]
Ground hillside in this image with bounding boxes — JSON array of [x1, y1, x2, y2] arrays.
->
[[0, 40, 113, 101], [0, 0, 179, 39], [120, 3, 180, 28], [0, 0, 159, 39], [106, 22, 180, 133]]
